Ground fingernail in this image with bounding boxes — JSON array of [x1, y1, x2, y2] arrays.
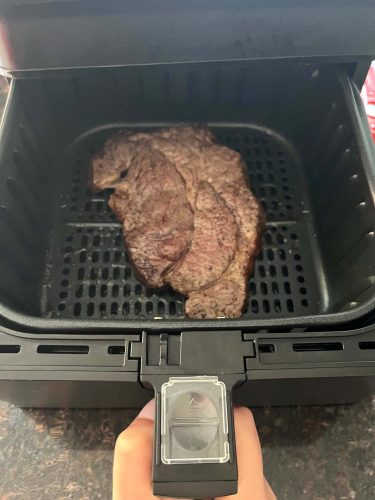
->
[[136, 398, 155, 421]]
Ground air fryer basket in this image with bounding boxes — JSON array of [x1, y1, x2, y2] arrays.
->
[[0, 61, 374, 331]]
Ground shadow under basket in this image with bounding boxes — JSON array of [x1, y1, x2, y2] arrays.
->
[[0, 61, 374, 332]]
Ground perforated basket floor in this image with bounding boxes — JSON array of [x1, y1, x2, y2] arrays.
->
[[42, 125, 321, 320]]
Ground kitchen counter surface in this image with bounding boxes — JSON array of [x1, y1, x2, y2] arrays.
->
[[0, 399, 374, 500], [0, 79, 374, 500]]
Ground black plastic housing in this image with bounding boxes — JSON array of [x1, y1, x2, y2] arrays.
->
[[0, 1, 375, 76], [0, 323, 374, 408]]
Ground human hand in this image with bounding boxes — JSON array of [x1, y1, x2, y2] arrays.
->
[[113, 399, 276, 500]]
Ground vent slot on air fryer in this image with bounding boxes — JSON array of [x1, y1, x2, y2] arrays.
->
[[293, 342, 343, 352], [0, 345, 21, 354], [358, 342, 375, 350], [37, 345, 89, 354]]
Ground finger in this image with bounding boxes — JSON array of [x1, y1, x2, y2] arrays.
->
[[137, 398, 156, 421], [113, 399, 192, 500], [216, 407, 276, 500], [113, 417, 155, 500]]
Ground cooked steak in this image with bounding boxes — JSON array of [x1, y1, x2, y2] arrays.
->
[[91, 126, 264, 318]]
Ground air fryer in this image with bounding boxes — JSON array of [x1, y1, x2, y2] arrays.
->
[[0, 1, 374, 498]]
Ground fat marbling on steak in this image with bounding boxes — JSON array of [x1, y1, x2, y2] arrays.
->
[[91, 126, 264, 318]]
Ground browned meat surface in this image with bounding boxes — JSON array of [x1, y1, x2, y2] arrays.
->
[[91, 125, 264, 318], [108, 150, 193, 288], [182, 147, 264, 318], [90, 127, 214, 196], [185, 189, 263, 318], [165, 181, 238, 294], [90, 131, 136, 190]]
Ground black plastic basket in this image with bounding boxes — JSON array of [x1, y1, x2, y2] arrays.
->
[[0, 61, 374, 332]]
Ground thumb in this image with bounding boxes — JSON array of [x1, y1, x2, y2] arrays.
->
[[113, 399, 193, 500], [113, 411, 155, 500]]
